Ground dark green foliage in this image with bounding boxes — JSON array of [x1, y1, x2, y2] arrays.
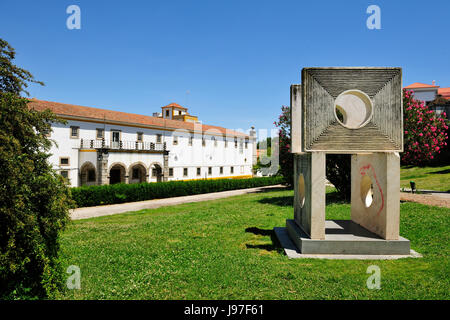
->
[[0, 38, 72, 299], [71, 176, 284, 208], [326, 154, 351, 200]]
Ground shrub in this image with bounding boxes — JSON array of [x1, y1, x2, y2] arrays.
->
[[402, 89, 448, 165], [0, 93, 73, 299], [71, 176, 284, 208]]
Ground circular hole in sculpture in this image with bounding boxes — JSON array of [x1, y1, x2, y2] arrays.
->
[[334, 90, 373, 129], [360, 174, 374, 208], [298, 174, 306, 208]]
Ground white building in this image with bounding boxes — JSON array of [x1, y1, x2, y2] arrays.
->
[[404, 81, 450, 119], [29, 100, 256, 187]]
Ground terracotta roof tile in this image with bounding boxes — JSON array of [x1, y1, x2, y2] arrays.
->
[[27, 99, 249, 138], [404, 82, 440, 89]]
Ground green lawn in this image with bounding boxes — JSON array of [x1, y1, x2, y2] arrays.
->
[[57, 189, 449, 300], [401, 165, 450, 192]]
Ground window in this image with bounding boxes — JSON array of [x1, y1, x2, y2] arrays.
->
[[178, 110, 182, 115], [212, 136, 217, 147], [183, 168, 188, 177], [220, 167, 223, 174], [132, 168, 139, 179], [234, 137, 237, 148], [87, 169, 96, 182], [202, 136, 205, 147], [137, 132, 143, 142], [224, 136, 228, 148], [189, 135, 193, 146], [60, 157, 69, 166], [70, 126, 79, 139], [208, 167, 212, 175], [169, 168, 174, 177], [245, 138, 249, 149], [197, 167, 201, 176], [231, 166, 234, 174], [96, 128, 104, 139], [60, 170, 69, 180], [156, 134, 162, 143], [165, 110, 170, 117], [173, 135, 178, 145]]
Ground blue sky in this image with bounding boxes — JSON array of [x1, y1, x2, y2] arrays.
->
[[1, 0, 449, 134]]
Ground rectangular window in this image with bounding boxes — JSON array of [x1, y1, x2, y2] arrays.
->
[[96, 128, 104, 139], [60, 157, 70, 166], [60, 170, 68, 179], [231, 166, 234, 174], [70, 126, 79, 139], [245, 138, 249, 149], [137, 132, 143, 142], [156, 134, 162, 143], [169, 168, 174, 177], [212, 137, 217, 147], [189, 135, 193, 146], [224, 136, 228, 148], [197, 167, 201, 176], [88, 169, 96, 182], [165, 110, 170, 117], [178, 110, 182, 115], [183, 168, 188, 177], [234, 137, 237, 148], [220, 167, 223, 174], [202, 136, 205, 147], [208, 167, 212, 175], [173, 135, 178, 145]]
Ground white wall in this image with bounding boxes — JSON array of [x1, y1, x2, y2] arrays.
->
[[47, 118, 254, 186]]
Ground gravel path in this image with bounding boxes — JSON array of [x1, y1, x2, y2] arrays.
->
[[400, 192, 450, 208]]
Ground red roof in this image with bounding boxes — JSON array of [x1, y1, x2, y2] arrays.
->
[[438, 88, 450, 100], [27, 99, 249, 138], [404, 82, 440, 89], [161, 102, 188, 111]]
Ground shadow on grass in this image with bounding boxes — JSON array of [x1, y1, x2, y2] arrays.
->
[[427, 168, 450, 175], [244, 227, 283, 253], [257, 191, 348, 207]]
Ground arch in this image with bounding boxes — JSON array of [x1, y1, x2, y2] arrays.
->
[[149, 162, 163, 183], [129, 161, 148, 184], [80, 161, 97, 186], [109, 162, 127, 185]]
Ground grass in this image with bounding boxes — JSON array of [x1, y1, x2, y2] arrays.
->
[[57, 188, 449, 300], [401, 165, 450, 192]]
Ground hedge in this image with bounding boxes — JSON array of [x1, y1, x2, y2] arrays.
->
[[70, 176, 284, 208]]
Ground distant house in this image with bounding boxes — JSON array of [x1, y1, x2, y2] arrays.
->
[[404, 81, 450, 119]]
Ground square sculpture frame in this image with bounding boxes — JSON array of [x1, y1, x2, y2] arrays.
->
[[297, 67, 403, 153]]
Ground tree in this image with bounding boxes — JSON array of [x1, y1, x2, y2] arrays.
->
[[0, 38, 72, 299], [274, 105, 351, 198], [402, 89, 448, 165]]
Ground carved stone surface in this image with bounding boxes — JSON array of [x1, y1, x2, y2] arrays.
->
[[300, 67, 403, 153]]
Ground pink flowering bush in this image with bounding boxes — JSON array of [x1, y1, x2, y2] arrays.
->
[[402, 89, 448, 165]]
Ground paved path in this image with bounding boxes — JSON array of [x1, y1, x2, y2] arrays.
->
[[400, 191, 450, 208], [70, 184, 286, 220]]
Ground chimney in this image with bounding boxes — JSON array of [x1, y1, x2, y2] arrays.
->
[[432, 80, 436, 86]]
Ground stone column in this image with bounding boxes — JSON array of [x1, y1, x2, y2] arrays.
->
[[351, 152, 400, 240], [163, 150, 169, 182], [293, 152, 326, 240], [96, 149, 109, 185]]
